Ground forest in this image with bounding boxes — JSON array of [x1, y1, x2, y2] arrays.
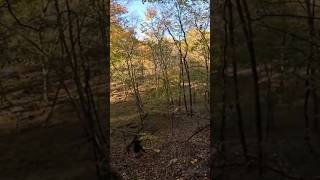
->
[[0, 0, 110, 179], [110, 0, 210, 179], [0, 0, 320, 180], [211, 0, 320, 179]]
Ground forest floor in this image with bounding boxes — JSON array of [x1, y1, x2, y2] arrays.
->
[[0, 64, 210, 180], [213, 67, 320, 180], [2, 64, 319, 180], [0, 65, 99, 180], [110, 81, 210, 180]]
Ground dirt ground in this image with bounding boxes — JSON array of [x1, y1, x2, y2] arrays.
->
[[110, 81, 210, 180], [0, 64, 210, 180], [2, 64, 319, 180], [0, 65, 100, 180], [212, 68, 320, 180]]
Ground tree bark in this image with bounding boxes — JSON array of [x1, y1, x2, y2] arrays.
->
[[227, 0, 248, 160], [235, 0, 263, 175]]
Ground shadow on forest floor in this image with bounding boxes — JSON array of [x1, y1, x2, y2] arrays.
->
[[0, 65, 101, 180]]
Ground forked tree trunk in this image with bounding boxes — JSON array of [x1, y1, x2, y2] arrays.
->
[[227, 0, 248, 160], [235, 0, 263, 175], [209, 0, 215, 178]]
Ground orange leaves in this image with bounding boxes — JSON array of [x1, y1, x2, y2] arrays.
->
[[111, 1, 127, 24], [111, 1, 127, 15], [145, 7, 157, 21]]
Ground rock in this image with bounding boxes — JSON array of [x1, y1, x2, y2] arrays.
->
[[190, 158, 198, 164], [168, 158, 178, 167]]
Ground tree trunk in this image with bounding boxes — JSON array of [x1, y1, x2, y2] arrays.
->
[[209, 0, 215, 178], [235, 0, 263, 175], [227, 0, 248, 160]]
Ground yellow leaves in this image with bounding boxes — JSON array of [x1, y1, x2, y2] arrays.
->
[[136, 43, 149, 52], [186, 28, 202, 44], [110, 25, 134, 51]]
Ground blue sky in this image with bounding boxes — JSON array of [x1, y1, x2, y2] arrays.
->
[[120, 0, 149, 18], [118, 0, 152, 39], [117, 0, 210, 39]]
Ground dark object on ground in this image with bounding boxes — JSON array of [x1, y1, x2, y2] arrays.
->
[[126, 135, 145, 158], [133, 138, 145, 153]]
